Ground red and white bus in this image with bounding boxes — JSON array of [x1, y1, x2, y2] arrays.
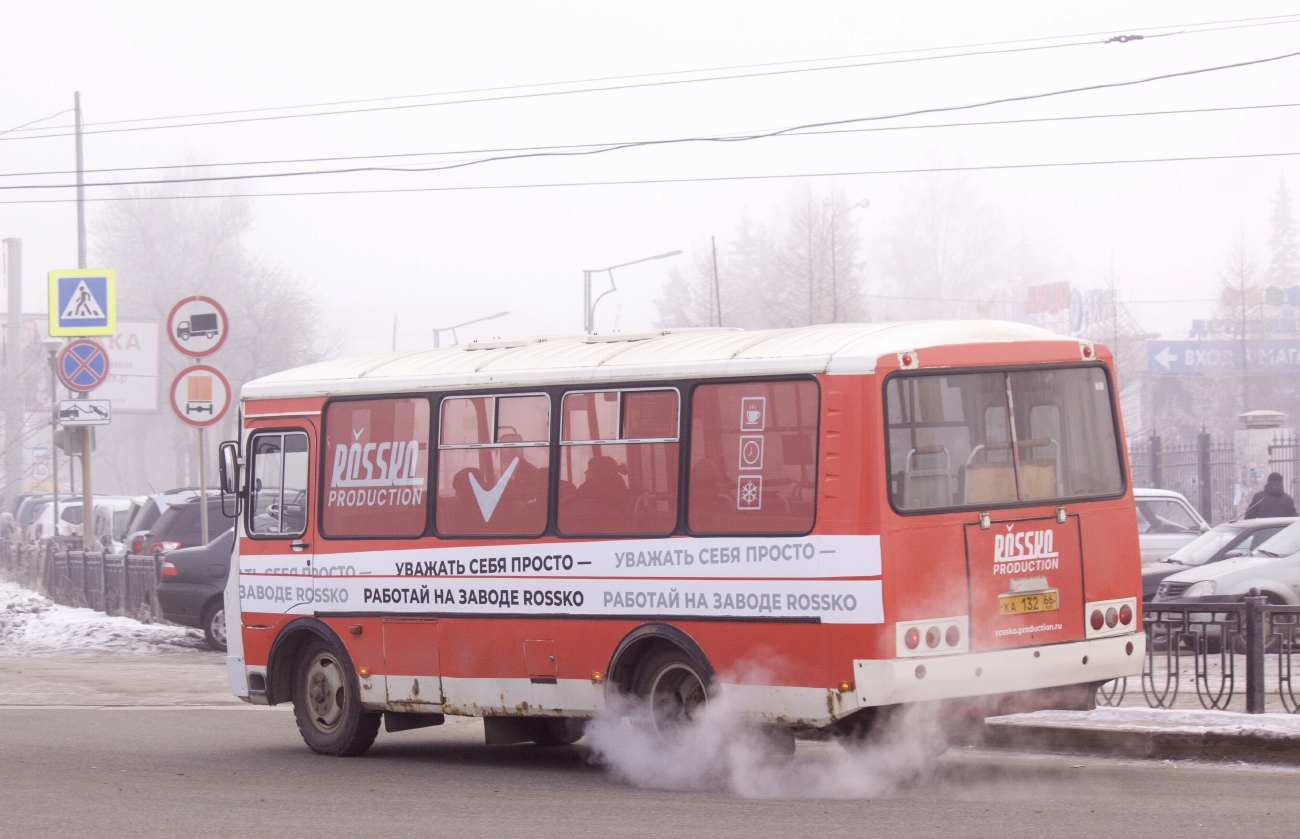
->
[[219, 321, 1144, 755]]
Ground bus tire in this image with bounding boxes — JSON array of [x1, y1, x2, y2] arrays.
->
[[630, 645, 712, 736], [292, 638, 380, 756]]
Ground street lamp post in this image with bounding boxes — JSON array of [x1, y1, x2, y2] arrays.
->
[[432, 311, 510, 348], [40, 336, 63, 533], [584, 250, 682, 334]]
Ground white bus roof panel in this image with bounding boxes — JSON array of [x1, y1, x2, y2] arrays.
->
[[242, 321, 1074, 401]]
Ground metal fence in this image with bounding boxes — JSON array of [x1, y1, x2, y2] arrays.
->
[[0, 538, 160, 620], [1098, 597, 1300, 714], [1129, 432, 1237, 524], [1269, 432, 1300, 507]]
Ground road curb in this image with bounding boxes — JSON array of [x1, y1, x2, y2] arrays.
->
[[981, 715, 1300, 764]]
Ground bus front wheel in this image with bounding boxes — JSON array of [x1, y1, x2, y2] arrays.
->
[[292, 638, 381, 756]]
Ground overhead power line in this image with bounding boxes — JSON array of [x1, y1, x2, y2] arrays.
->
[[4, 13, 1300, 143], [3, 100, 1298, 181], [5, 48, 1298, 192], [3, 150, 1296, 205]]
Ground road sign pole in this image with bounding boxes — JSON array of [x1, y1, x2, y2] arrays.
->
[[198, 427, 209, 545], [80, 411, 92, 549], [75, 92, 86, 270], [48, 353, 59, 528]]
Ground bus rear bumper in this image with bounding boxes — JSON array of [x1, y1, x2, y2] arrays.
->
[[853, 632, 1144, 708]]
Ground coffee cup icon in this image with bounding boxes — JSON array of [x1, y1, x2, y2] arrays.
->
[[746, 408, 761, 424], [740, 397, 766, 430]]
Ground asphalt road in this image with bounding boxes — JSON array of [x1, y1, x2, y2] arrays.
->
[[3, 701, 1300, 839]]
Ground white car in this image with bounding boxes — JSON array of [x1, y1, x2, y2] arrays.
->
[[1134, 487, 1210, 563], [1154, 520, 1300, 606], [29, 496, 134, 545]]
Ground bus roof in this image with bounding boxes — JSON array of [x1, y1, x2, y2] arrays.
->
[[242, 320, 1080, 401]]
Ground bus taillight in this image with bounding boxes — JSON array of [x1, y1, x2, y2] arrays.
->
[[1119, 604, 1133, 626], [1090, 609, 1105, 631], [904, 627, 921, 650]]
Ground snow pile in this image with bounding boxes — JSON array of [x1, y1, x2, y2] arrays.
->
[[993, 706, 1300, 741], [0, 580, 204, 655]]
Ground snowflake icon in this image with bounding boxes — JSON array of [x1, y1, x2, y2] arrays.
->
[[737, 475, 763, 510]]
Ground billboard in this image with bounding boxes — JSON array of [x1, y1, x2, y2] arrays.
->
[[94, 321, 161, 413]]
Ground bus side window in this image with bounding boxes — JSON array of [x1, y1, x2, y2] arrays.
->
[[321, 398, 430, 538], [687, 380, 819, 535], [436, 394, 550, 537], [248, 431, 310, 537], [557, 389, 679, 537]]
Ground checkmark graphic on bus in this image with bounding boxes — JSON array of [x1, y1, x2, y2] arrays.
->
[[469, 457, 520, 522]]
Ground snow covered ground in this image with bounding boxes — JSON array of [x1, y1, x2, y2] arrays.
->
[[0, 580, 204, 656], [992, 706, 1300, 741]]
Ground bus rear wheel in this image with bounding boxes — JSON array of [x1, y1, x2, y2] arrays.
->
[[292, 638, 380, 756], [631, 646, 711, 736]]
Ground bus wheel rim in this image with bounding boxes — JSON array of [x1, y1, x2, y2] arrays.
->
[[649, 662, 706, 733], [306, 654, 346, 732]]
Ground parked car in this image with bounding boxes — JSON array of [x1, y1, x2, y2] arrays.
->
[[142, 496, 236, 558], [1134, 488, 1210, 563], [14, 494, 74, 540], [1154, 519, 1300, 605], [29, 495, 133, 542], [156, 529, 235, 651], [1153, 520, 1300, 651], [1141, 517, 1295, 601], [123, 489, 214, 555]]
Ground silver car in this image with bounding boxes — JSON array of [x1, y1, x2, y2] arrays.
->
[[1134, 488, 1209, 563]]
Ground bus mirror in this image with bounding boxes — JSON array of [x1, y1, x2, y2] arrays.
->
[[219, 441, 241, 496]]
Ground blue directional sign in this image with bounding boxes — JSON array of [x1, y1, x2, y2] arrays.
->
[[48, 268, 116, 336], [1147, 340, 1300, 374]]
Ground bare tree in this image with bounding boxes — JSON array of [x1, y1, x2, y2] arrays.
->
[[90, 183, 332, 491], [655, 216, 777, 330], [766, 187, 867, 326], [878, 168, 1003, 320], [1216, 231, 1259, 414], [1266, 175, 1299, 289]]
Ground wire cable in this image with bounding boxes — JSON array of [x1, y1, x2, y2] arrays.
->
[[5, 13, 1299, 142], [4, 100, 1298, 180], [3, 149, 1295, 205], [6, 48, 1298, 192]]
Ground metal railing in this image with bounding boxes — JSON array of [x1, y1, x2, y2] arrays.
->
[[1098, 596, 1300, 714], [1129, 431, 1237, 524], [0, 538, 161, 620]]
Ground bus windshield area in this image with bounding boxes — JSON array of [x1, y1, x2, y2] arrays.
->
[[885, 366, 1124, 512]]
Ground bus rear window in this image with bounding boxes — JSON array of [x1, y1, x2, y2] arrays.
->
[[885, 366, 1123, 512]]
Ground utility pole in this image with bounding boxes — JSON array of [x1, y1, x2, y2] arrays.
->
[[710, 237, 722, 327], [3, 239, 21, 513], [75, 92, 93, 549]]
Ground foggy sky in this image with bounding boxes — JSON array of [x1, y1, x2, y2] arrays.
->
[[3, 0, 1299, 355]]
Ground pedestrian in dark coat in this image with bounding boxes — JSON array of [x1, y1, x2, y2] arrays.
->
[[1244, 472, 1298, 519]]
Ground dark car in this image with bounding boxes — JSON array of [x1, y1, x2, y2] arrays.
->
[[1141, 517, 1295, 601], [142, 496, 236, 558], [157, 529, 234, 651]]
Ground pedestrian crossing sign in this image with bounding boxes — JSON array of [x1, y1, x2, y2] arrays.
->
[[48, 268, 116, 336]]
